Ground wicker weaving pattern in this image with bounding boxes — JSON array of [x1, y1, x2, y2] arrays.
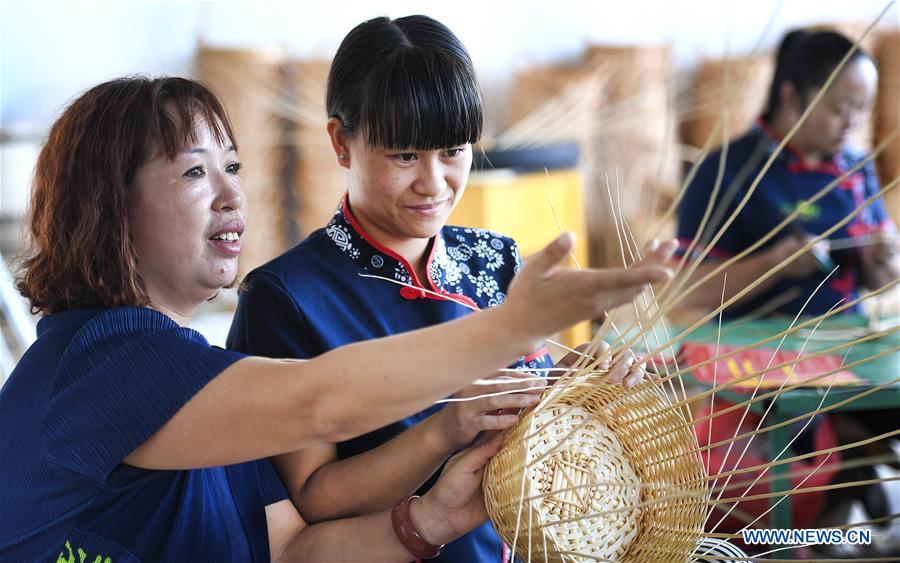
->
[[528, 405, 641, 561], [484, 373, 708, 562]]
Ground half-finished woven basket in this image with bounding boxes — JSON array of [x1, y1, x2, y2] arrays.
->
[[484, 372, 708, 562]]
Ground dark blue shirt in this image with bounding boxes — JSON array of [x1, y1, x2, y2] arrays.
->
[[0, 307, 287, 562], [677, 120, 894, 318], [228, 197, 553, 563]]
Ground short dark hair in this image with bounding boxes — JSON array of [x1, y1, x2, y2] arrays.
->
[[762, 29, 874, 120], [16, 76, 236, 314], [326, 15, 483, 150]]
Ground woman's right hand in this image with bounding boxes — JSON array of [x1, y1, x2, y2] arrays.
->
[[409, 433, 503, 547], [501, 233, 675, 346]]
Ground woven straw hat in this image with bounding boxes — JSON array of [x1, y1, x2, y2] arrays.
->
[[484, 372, 708, 562]]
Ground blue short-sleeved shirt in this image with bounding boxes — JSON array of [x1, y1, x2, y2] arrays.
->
[[228, 197, 553, 563], [0, 307, 288, 562], [677, 119, 895, 318]]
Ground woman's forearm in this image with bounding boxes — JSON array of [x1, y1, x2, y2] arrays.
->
[[125, 306, 529, 470], [276, 508, 410, 562], [127, 238, 672, 470], [295, 413, 454, 523], [304, 305, 535, 444], [276, 497, 452, 562]]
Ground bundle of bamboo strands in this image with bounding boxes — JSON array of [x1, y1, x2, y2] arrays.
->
[[874, 28, 900, 226], [506, 63, 605, 136], [283, 59, 348, 238], [194, 44, 289, 276], [497, 55, 680, 331], [680, 56, 772, 151], [584, 45, 680, 271]]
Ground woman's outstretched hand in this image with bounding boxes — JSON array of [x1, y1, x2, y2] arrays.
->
[[501, 233, 675, 349]]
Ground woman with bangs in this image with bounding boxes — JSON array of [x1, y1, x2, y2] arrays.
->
[[228, 15, 665, 561], [0, 76, 674, 561]]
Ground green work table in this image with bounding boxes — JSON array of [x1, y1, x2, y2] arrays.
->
[[674, 315, 899, 557]]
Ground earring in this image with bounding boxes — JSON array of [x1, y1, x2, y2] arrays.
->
[[338, 153, 346, 160]]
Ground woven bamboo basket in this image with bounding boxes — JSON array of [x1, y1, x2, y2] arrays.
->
[[484, 372, 707, 562], [874, 28, 900, 226], [194, 44, 288, 276], [680, 56, 772, 151]]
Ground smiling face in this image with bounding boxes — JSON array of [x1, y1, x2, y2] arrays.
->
[[785, 57, 878, 158], [129, 113, 245, 322], [331, 118, 473, 253]]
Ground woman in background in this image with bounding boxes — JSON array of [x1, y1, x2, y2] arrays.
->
[[676, 30, 899, 550], [677, 29, 897, 318]]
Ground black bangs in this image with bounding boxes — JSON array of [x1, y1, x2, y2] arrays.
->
[[359, 48, 483, 150], [326, 15, 484, 151]]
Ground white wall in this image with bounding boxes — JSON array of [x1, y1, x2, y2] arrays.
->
[[2, 0, 897, 132]]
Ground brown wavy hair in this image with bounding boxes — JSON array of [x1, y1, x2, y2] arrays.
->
[[16, 76, 237, 315]]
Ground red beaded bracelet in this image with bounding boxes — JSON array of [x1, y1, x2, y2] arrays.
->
[[391, 495, 445, 559]]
